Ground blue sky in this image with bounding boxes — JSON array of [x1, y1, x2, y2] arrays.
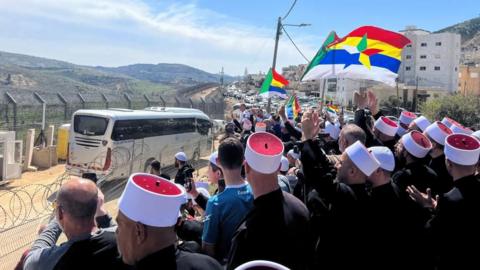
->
[[0, 0, 478, 75]]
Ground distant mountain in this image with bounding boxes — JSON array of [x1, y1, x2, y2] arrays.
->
[[436, 17, 480, 63], [97, 63, 234, 85], [0, 51, 231, 96]]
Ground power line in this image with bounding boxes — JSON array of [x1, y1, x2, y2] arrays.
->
[[282, 25, 310, 63], [282, 0, 298, 21]]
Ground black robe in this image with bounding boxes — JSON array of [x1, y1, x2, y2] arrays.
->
[[428, 154, 453, 195]]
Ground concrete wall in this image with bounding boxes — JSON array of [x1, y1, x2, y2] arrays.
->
[[458, 65, 480, 95]]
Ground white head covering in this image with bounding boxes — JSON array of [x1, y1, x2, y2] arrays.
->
[[255, 122, 267, 132], [402, 131, 432, 158], [188, 187, 210, 204], [118, 173, 186, 227], [234, 260, 290, 270], [324, 121, 340, 140], [472, 130, 480, 141], [451, 124, 474, 135], [345, 141, 380, 177], [245, 132, 284, 174], [175, 152, 187, 162], [374, 116, 399, 137], [287, 149, 300, 160], [368, 146, 395, 172], [441, 117, 461, 128], [399, 111, 417, 125], [209, 151, 218, 167], [424, 121, 453, 146], [411, 116, 431, 132], [280, 156, 289, 172], [444, 134, 480, 166]]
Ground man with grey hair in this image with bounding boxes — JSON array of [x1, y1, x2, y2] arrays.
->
[[23, 177, 127, 270]]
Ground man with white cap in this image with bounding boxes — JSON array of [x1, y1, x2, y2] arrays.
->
[[473, 130, 480, 141], [227, 132, 310, 270], [367, 146, 423, 270], [202, 138, 254, 263], [371, 116, 399, 152], [408, 115, 431, 133], [397, 111, 417, 137], [115, 173, 222, 269], [424, 121, 454, 194], [392, 131, 438, 194], [277, 156, 292, 193], [188, 151, 225, 211], [411, 134, 480, 270], [174, 151, 194, 186], [450, 123, 474, 135]]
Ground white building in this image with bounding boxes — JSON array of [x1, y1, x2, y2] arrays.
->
[[398, 26, 461, 93]]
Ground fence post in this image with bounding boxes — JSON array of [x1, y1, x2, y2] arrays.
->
[[175, 97, 181, 107], [124, 93, 132, 109], [5, 92, 17, 131], [57, 93, 68, 120], [101, 93, 109, 109], [34, 92, 47, 132], [77, 93, 86, 109], [200, 97, 206, 113], [159, 96, 166, 107], [143, 94, 151, 107]]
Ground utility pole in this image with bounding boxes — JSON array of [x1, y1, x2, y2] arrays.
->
[[413, 77, 419, 112], [267, 16, 283, 113]]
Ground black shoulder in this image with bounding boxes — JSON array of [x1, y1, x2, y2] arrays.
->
[[283, 191, 309, 217], [176, 250, 223, 270]]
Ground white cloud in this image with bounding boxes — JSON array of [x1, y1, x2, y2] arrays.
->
[[0, 0, 318, 74]]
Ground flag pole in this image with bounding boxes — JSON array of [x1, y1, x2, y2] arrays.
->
[[267, 16, 282, 113], [319, 79, 326, 112]]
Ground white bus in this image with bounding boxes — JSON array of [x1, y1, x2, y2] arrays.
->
[[66, 107, 213, 182]]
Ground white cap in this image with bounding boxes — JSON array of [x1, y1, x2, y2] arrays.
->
[[402, 131, 432, 158], [451, 124, 474, 135], [118, 173, 186, 227], [399, 111, 417, 125], [209, 151, 218, 167], [374, 116, 399, 137], [472, 130, 480, 141], [345, 141, 380, 177], [396, 126, 408, 137], [324, 121, 340, 140], [368, 146, 395, 172], [280, 156, 289, 172], [441, 117, 461, 128], [255, 122, 267, 132], [424, 121, 453, 146], [234, 260, 290, 270], [175, 152, 187, 162], [444, 134, 480, 166], [411, 116, 431, 132], [242, 118, 252, 131], [245, 132, 284, 174], [287, 149, 299, 160]]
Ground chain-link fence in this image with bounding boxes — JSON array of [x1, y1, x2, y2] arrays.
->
[[0, 91, 225, 144]]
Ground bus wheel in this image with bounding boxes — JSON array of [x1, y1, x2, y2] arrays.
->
[[144, 158, 155, 173]]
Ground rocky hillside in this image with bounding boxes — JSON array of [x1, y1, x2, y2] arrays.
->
[[436, 17, 480, 63]]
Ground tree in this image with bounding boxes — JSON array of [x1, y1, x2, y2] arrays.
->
[[420, 94, 480, 129]]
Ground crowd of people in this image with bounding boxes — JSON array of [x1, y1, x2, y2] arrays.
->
[[18, 90, 480, 270]]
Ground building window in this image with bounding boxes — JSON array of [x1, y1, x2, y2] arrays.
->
[[455, 67, 458, 72], [421, 42, 427, 47], [434, 54, 441, 59], [420, 55, 427, 59], [406, 44, 412, 48], [436, 42, 442, 46], [405, 66, 411, 71], [406, 55, 412, 59], [420, 66, 426, 71], [434, 66, 441, 71]]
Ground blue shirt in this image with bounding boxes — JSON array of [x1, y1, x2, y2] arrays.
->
[[202, 182, 254, 261]]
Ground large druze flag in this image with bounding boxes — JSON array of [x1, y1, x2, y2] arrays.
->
[[301, 26, 411, 86]]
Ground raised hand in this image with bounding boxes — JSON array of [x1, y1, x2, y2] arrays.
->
[[279, 105, 287, 121], [301, 110, 321, 141], [406, 186, 438, 209], [354, 91, 368, 110], [368, 90, 379, 115]]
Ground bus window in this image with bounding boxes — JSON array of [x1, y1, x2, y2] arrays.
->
[[197, 119, 212, 135], [74, 115, 109, 136], [111, 118, 196, 141]]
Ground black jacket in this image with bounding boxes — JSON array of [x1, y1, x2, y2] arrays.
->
[[426, 175, 480, 270]]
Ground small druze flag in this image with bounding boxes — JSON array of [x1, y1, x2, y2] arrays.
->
[[259, 68, 289, 99], [301, 26, 411, 86]]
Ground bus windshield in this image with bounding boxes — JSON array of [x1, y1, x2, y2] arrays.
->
[[74, 115, 109, 136]]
